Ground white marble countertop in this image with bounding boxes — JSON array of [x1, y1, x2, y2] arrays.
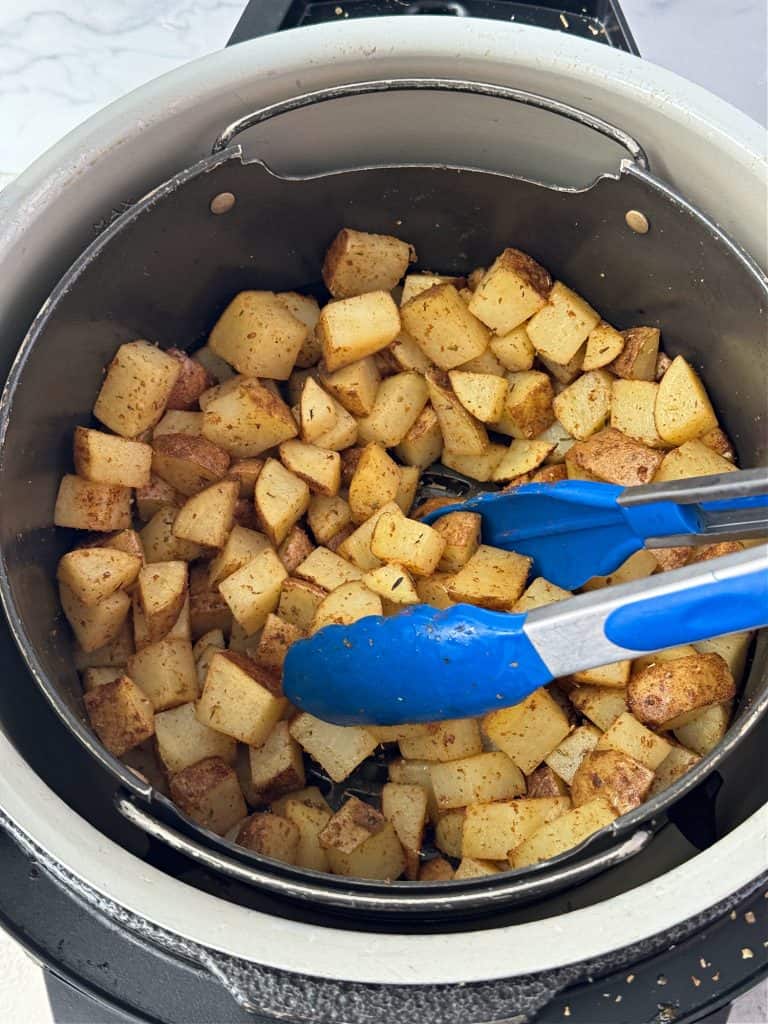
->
[[0, 2, 765, 1022]]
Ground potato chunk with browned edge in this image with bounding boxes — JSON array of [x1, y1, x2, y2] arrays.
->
[[170, 756, 246, 835], [628, 652, 735, 730], [84, 675, 154, 757], [94, 341, 181, 438], [322, 228, 414, 298]]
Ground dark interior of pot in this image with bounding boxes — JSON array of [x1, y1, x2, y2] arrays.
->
[[1, 145, 766, 921]]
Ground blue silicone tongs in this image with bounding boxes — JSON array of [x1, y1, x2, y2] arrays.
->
[[283, 470, 768, 725]]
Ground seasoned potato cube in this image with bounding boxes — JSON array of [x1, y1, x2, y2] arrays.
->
[[650, 744, 701, 797], [434, 810, 466, 858], [525, 764, 570, 798], [137, 561, 188, 643], [57, 547, 141, 607], [255, 458, 310, 546], [512, 578, 572, 613], [628, 652, 735, 730], [348, 442, 401, 523], [468, 249, 552, 333], [236, 812, 300, 864], [226, 458, 264, 498], [610, 380, 667, 449], [153, 411, 204, 438], [441, 444, 506, 482], [54, 475, 132, 532], [127, 637, 197, 711], [322, 228, 414, 298], [319, 796, 385, 854], [381, 783, 428, 879], [81, 666, 124, 692], [371, 510, 446, 576], [173, 479, 239, 548], [390, 330, 434, 373], [544, 725, 602, 784], [295, 546, 362, 590], [605, 327, 658, 382], [673, 703, 731, 755], [491, 439, 556, 482], [300, 377, 338, 442], [653, 439, 736, 482], [289, 712, 378, 782], [401, 284, 489, 369], [357, 372, 429, 446], [306, 494, 351, 546], [573, 660, 632, 688], [155, 702, 236, 774], [208, 526, 271, 589], [163, 348, 214, 411], [84, 674, 154, 756], [583, 321, 625, 371], [252, 614, 303, 675], [454, 858, 501, 879], [537, 346, 586, 386], [209, 291, 308, 380], [362, 564, 419, 605], [447, 545, 531, 611], [319, 291, 401, 371], [277, 525, 315, 574], [581, 549, 658, 592], [419, 858, 454, 882], [219, 547, 288, 635], [447, 371, 508, 423], [400, 272, 464, 306], [425, 369, 489, 454], [151, 434, 230, 497], [311, 400, 358, 451], [431, 751, 526, 810], [398, 718, 483, 762], [463, 797, 571, 860], [326, 820, 405, 880], [202, 379, 298, 458], [321, 356, 381, 417], [694, 631, 752, 682], [482, 688, 570, 774], [60, 584, 131, 653], [526, 282, 600, 364], [699, 426, 736, 461], [271, 786, 331, 817], [311, 581, 383, 632], [139, 507, 203, 565], [496, 371, 555, 440], [571, 749, 654, 815], [248, 721, 306, 806], [94, 341, 181, 437], [552, 370, 613, 440], [135, 475, 182, 522], [277, 578, 327, 632], [197, 651, 284, 746], [509, 797, 616, 868], [388, 758, 439, 822], [73, 619, 134, 670], [283, 800, 333, 872], [457, 346, 506, 376], [489, 324, 536, 372], [277, 292, 322, 369], [432, 511, 481, 573], [566, 427, 664, 486], [655, 356, 719, 444], [73, 427, 152, 489], [596, 712, 671, 771]]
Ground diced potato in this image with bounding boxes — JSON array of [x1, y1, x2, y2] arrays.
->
[[153, 411, 204, 438], [135, 475, 182, 522], [432, 511, 481, 573], [483, 688, 570, 774], [188, 565, 232, 638], [169, 756, 247, 835], [489, 324, 536, 372], [209, 291, 308, 380], [236, 812, 300, 864], [304, 495, 350, 547], [226, 458, 264, 498], [94, 341, 181, 438], [277, 578, 327, 632], [400, 272, 464, 306], [388, 758, 439, 822], [162, 348, 214, 412], [208, 526, 271, 589], [81, 666, 124, 692], [278, 441, 341, 498], [655, 355, 718, 444], [447, 545, 531, 611], [381, 783, 428, 879], [251, 614, 302, 675], [508, 798, 617, 869], [419, 858, 454, 882], [348, 443, 401, 524], [537, 347, 586, 386], [362, 564, 419, 605], [694, 632, 752, 682], [628, 652, 735, 730], [83, 675, 154, 756], [610, 326, 660, 381], [57, 548, 141, 607], [127, 637, 197, 711], [326, 820, 405, 880], [572, 748, 654, 814], [357, 372, 429, 446], [371, 510, 446, 576], [320, 357, 381, 417], [535, 420, 575, 466], [552, 370, 613, 440], [202, 379, 298, 458], [468, 249, 552, 333], [425, 368, 489, 454], [493, 371, 555, 441], [596, 712, 671, 771], [173, 479, 239, 548], [277, 292, 322, 369], [394, 465, 420, 516], [289, 712, 378, 782], [573, 660, 632, 688], [151, 433, 231, 497], [155, 702, 236, 774], [567, 427, 664, 486], [581, 549, 659, 592], [197, 651, 284, 746], [434, 809, 465, 858], [248, 721, 305, 806], [650, 744, 701, 797], [73, 427, 152, 489], [545, 725, 602, 784], [60, 584, 131, 653], [194, 345, 237, 383], [441, 444, 506, 482], [458, 346, 507, 376], [526, 282, 600, 363], [218, 547, 288, 634], [448, 371, 508, 423], [271, 786, 331, 817], [611, 380, 668, 449], [402, 284, 489, 369], [673, 703, 731, 755], [54, 475, 132, 532], [322, 228, 414, 298], [525, 764, 570, 798], [311, 581, 383, 632], [699, 426, 736, 461], [254, 458, 310, 547], [431, 751, 525, 810], [399, 719, 483, 762], [73, 619, 134, 670], [277, 525, 315, 574], [295, 546, 362, 590], [310, 392, 359, 452], [583, 321, 625, 371], [463, 796, 571, 860], [137, 561, 187, 643], [319, 291, 401, 371], [319, 796, 385, 854], [300, 377, 337, 443], [653, 439, 737, 482], [512, 577, 572, 613], [390, 331, 434, 374], [283, 800, 333, 872], [453, 858, 501, 879], [491, 439, 555, 482]]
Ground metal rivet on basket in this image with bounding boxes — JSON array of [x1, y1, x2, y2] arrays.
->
[[210, 192, 236, 215], [625, 209, 650, 234]]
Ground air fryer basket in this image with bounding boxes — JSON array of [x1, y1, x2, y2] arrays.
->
[[1, 80, 766, 917]]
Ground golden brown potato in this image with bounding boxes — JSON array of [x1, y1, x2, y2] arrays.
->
[[135, 475, 182, 522], [218, 547, 288, 634], [395, 464, 420, 516], [463, 796, 571, 860], [447, 544, 531, 611], [318, 291, 401, 371], [596, 711, 671, 771], [277, 292, 322, 369], [208, 526, 270, 589], [674, 703, 731, 755], [453, 857, 501, 879], [398, 719, 483, 762], [155, 702, 236, 774], [202, 378, 298, 458], [434, 810, 465, 858], [544, 724, 602, 785], [57, 547, 141, 607], [311, 581, 383, 633], [209, 291, 308, 380], [552, 370, 613, 441], [508, 798, 616, 869], [283, 799, 333, 872], [371, 510, 446, 577], [236, 812, 300, 864], [610, 326, 660, 381], [402, 284, 490, 370], [139, 506, 204, 564], [699, 426, 736, 461], [74, 427, 152, 489], [482, 688, 570, 774], [357, 372, 429, 446], [526, 282, 600, 364], [165, 348, 214, 410], [226, 458, 264, 498], [571, 749, 654, 815], [583, 321, 624, 371], [252, 614, 304, 675], [495, 370, 555, 440], [362, 564, 419, 605], [653, 439, 737, 482], [173, 479, 239, 548], [248, 721, 306, 806], [197, 650, 284, 746], [94, 341, 181, 438], [152, 411, 204, 439], [525, 764, 570, 798], [60, 584, 132, 653], [489, 324, 536, 372], [650, 743, 701, 797], [255, 458, 311, 546], [322, 228, 414, 298], [348, 442, 401, 524], [566, 427, 664, 486], [137, 561, 188, 643], [425, 368, 490, 454], [320, 356, 381, 417], [456, 346, 506, 377], [390, 330, 434, 374], [448, 370, 508, 423], [80, 666, 124, 692], [127, 637, 198, 711], [277, 525, 315, 574], [319, 796, 386, 854], [289, 712, 378, 783], [401, 272, 465, 306], [151, 433, 230, 496], [294, 546, 362, 590], [468, 249, 552, 334], [611, 380, 668, 449], [170, 756, 247, 835], [432, 511, 481, 572], [655, 355, 718, 445], [491, 439, 555, 482], [277, 577, 328, 633], [306, 494, 351, 546], [512, 577, 572, 613], [325, 821, 405, 880], [54, 475, 132, 532], [572, 660, 632, 688], [73, 618, 134, 671], [83, 675, 154, 757], [441, 444, 506, 482], [299, 377, 337, 443], [628, 652, 735, 730], [431, 751, 525, 810], [381, 782, 428, 880]]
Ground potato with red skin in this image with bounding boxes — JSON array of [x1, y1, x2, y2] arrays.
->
[[166, 349, 215, 410], [628, 652, 735, 730], [571, 749, 654, 815]]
